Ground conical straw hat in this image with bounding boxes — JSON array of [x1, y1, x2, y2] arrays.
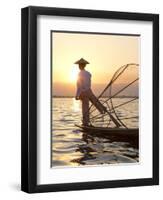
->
[[74, 58, 90, 64]]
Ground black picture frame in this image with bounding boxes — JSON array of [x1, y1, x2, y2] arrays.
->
[[21, 6, 159, 193]]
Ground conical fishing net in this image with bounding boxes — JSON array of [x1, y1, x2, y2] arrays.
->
[[89, 63, 139, 129]]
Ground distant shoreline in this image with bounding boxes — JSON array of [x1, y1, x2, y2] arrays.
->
[[52, 96, 139, 98]]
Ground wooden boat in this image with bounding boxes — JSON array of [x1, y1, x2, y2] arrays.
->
[[75, 124, 138, 137]]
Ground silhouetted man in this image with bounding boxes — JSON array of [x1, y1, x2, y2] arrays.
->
[[75, 58, 106, 126]]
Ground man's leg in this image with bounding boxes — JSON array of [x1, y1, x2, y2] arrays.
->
[[81, 95, 90, 126], [87, 89, 106, 114], [86, 89, 121, 127]]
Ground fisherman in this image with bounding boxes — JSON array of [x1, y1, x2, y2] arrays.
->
[[75, 58, 107, 126]]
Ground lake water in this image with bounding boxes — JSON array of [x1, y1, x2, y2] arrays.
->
[[52, 97, 139, 167]]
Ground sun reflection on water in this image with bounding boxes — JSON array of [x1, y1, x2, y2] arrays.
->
[[72, 98, 81, 112]]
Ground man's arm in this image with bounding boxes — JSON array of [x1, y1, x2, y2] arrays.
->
[[75, 75, 82, 100]]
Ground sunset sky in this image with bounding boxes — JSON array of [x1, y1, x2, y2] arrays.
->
[[52, 32, 140, 96]]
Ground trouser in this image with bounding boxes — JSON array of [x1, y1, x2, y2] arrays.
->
[[79, 89, 106, 126]]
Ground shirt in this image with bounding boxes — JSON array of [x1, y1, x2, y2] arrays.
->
[[76, 69, 92, 97]]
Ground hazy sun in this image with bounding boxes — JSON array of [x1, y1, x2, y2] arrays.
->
[[69, 67, 79, 83]]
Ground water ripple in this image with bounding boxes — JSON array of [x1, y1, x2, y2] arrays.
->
[[52, 98, 139, 167]]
